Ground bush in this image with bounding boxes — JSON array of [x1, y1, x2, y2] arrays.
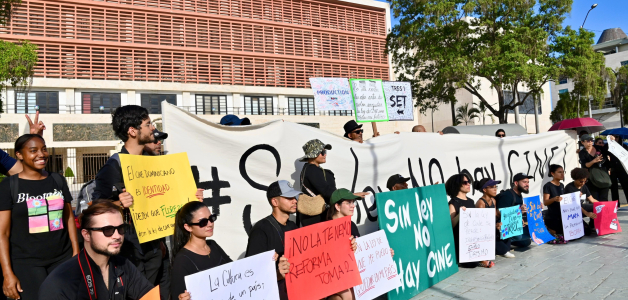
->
[[64, 167, 74, 177]]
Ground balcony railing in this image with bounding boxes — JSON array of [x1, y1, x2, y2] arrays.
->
[[34, 106, 354, 117]]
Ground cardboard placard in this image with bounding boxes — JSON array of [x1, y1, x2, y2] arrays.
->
[[383, 81, 414, 121], [350, 78, 389, 122], [309, 78, 354, 111], [353, 230, 401, 300], [594, 201, 622, 236], [608, 140, 628, 172], [523, 196, 555, 245], [559, 192, 584, 241], [458, 208, 496, 263], [499, 206, 523, 239]]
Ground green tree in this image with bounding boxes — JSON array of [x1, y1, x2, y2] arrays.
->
[[550, 91, 586, 123], [387, 0, 601, 124], [606, 66, 628, 125], [455, 103, 480, 126]]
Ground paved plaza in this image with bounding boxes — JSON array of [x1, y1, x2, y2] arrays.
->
[[411, 206, 628, 300]]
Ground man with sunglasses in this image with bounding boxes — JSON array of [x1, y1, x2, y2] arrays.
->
[[40, 202, 154, 300], [343, 120, 364, 143]]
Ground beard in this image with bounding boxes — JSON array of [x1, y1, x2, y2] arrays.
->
[[138, 132, 155, 145], [516, 186, 529, 194], [90, 239, 123, 256]]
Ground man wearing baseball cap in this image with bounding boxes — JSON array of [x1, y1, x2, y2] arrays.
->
[[387, 174, 411, 191], [495, 173, 533, 248], [245, 180, 301, 300], [144, 128, 168, 155]]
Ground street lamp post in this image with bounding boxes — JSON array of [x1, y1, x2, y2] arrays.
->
[[581, 3, 598, 118]]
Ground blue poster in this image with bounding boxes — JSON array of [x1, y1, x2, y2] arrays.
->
[[499, 206, 523, 239], [523, 196, 555, 245]]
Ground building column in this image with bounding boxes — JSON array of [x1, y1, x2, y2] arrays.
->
[[65, 88, 75, 114], [127, 90, 136, 105], [232, 93, 242, 115], [278, 95, 287, 115], [182, 92, 193, 113]]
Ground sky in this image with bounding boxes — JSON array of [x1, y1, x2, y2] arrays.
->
[[380, 0, 628, 43]]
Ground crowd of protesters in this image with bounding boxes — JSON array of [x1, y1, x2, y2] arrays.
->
[[0, 109, 620, 300]]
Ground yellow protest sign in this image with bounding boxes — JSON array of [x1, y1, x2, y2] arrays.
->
[[119, 152, 198, 243]]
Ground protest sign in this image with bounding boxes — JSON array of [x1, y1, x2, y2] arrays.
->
[[309, 78, 354, 111], [120, 152, 198, 243], [184, 250, 279, 300], [375, 185, 458, 300], [139, 286, 160, 300], [559, 192, 584, 241], [499, 206, 523, 239], [383, 81, 413, 121], [459, 208, 496, 263], [523, 196, 555, 245], [353, 230, 401, 300], [594, 201, 622, 236], [284, 216, 361, 300], [608, 140, 628, 173], [350, 79, 388, 122]]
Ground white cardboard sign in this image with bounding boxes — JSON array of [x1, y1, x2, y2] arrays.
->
[[184, 250, 280, 300], [458, 208, 496, 263], [350, 79, 389, 122], [559, 192, 585, 241], [353, 230, 401, 300], [608, 140, 628, 173], [383, 81, 414, 121]]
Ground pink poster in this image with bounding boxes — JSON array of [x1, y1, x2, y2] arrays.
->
[[594, 201, 622, 236]]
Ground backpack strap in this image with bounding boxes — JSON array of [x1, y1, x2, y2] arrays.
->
[[264, 215, 285, 254], [9, 174, 19, 204], [49, 172, 66, 191]]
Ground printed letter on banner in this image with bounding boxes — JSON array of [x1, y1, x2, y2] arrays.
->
[[383, 81, 414, 121], [523, 196, 555, 245], [594, 201, 622, 236], [309, 78, 354, 111], [184, 250, 279, 300], [350, 78, 389, 123], [284, 216, 362, 300], [459, 208, 496, 263], [120, 152, 198, 243], [353, 230, 401, 300], [498, 206, 523, 239], [559, 192, 584, 241], [375, 185, 458, 300]]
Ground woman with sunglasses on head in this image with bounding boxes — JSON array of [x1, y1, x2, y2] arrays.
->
[[446, 173, 493, 268], [0, 134, 79, 300], [474, 178, 514, 259]]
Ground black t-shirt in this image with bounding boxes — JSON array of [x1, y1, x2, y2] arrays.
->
[[246, 215, 298, 258], [565, 182, 591, 200], [543, 181, 565, 221], [351, 221, 360, 238], [0, 175, 73, 265], [170, 240, 232, 299], [579, 146, 609, 171], [495, 189, 527, 222], [448, 196, 475, 240], [299, 163, 337, 227]]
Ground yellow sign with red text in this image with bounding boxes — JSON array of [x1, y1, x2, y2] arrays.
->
[[120, 152, 198, 243]]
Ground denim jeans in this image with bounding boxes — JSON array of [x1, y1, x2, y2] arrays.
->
[[510, 227, 532, 248]]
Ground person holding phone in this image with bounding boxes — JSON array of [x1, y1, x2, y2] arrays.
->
[[579, 134, 612, 201]]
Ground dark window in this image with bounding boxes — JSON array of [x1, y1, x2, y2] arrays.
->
[[15, 92, 59, 113], [196, 95, 227, 115], [328, 110, 353, 116], [244, 96, 273, 115], [45, 154, 64, 174], [559, 89, 569, 94], [82, 93, 121, 114], [288, 97, 315, 115], [506, 91, 542, 115], [558, 76, 568, 84], [621, 60, 628, 67], [141, 94, 177, 114], [82, 153, 109, 183]]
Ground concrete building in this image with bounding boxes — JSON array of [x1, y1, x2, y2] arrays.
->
[[551, 27, 628, 129]]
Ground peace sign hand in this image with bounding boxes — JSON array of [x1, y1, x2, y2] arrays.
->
[[26, 111, 46, 136]]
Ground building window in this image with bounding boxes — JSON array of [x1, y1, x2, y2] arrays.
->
[[328, 110, 353, 116], [288, 97, 315, 115], [196, 95, 227, 115], [558, 76, 568, 84], [621, 60, 628, 66], [506, 91, 542, 114], [15, 92, 59, 114], [82, 93, 121, 114], [141, 94, 177, 114], [244, 96, 273, 115], [559, 89, 569, 94]]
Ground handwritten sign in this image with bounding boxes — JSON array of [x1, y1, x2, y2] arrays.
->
[[184, 250, 279, 300], [120, 152, 198, 243], [353, 230, 401, 300], [499, 206, 523, 239], [523, 196, 555, 245], [559, 192, 584, 241], [350, 78, 389, 123], [375, 185, 458, 300], [383, 81, 414, 121], [594, 201, 622, 236], [608, 140, 628, 173], [284, 216, 361, 300], [458, 208, 495, 263], [309, 78, 354, 111]]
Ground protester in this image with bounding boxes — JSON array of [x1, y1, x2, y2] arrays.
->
[[143, 129, 168, 156], [219, 114, 251, 126], [343, 120, 364, 143], [495, 129, 506, 138], [412, 125, 443, 135], [595, 138, 605, 147], [91, 105, 170, 299], [579, 134, 611, 201], [543, 164, 567, 243], [387, 174, 410, 191], [170, 202, 233, 300], [446, 173, 493, 268], [564, 168, 599, 236], [40, 202, 153, 300], [495, 173, 532, 248], [577, 130, 588, 153], [0, 112, 46, 176], [474, 178, 513, 259], [0, 134, 79, 300], [245, 180, 299, 300], [608, 135, 628, 202]]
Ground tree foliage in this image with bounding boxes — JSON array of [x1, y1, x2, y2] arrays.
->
[[455, 103, 480, 126], [606, 66, 628, 123], [387, 0, 604, 124], [550, 91, 586, 123]]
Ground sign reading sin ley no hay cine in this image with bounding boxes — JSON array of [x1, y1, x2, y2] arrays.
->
[[120, 152, 199, 243]]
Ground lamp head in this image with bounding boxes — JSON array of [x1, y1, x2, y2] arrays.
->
[[591, 3, 598, 9]]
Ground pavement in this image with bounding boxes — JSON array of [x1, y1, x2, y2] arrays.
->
[[409, 205, 628, 300]]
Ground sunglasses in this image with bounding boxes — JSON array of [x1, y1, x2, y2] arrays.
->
[[319, 149, 327, 156], [462, 181, 471, 185], [85, 224, 129, 237], [352, 129, 364, 134], [497, 134, 505, 137], [188, 215, 218, 228]]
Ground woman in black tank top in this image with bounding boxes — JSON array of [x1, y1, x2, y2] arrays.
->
[[474, 178, 514, 259]]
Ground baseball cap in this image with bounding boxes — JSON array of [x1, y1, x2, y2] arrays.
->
[[266, 180, 302, 199], [513, 173, 533, 182], [386, 174, 411, 190], [479, 178, 502, 190], [580, 134, 594, 141], [152, 129, 168, 141], [330, 188, 361, 206]]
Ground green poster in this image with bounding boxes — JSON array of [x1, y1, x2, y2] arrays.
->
[[375, 185, 458, 300]]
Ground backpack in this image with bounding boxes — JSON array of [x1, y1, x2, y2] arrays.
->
[[76, 153, 121, 215]]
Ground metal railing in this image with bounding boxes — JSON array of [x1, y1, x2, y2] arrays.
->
[[179, 106, 354, 116]]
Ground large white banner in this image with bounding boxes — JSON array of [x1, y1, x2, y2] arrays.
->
[[162, 103, 578, 259]]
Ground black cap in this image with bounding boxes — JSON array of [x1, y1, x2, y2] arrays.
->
[[153, 129, 168, 141], [343, 120, 363, 137], [580, 134, 594, 141], [266, 181, 282, 200], [387, 174, 411, 190], [513, 173, 533, 182]]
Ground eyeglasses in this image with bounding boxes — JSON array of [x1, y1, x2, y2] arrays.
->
[[188, 215, 218, 228], [319, 149, 327, 156], [462, 181, 470, 185], [352, 129, 364, 134], [85, 224, 129, 237]]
